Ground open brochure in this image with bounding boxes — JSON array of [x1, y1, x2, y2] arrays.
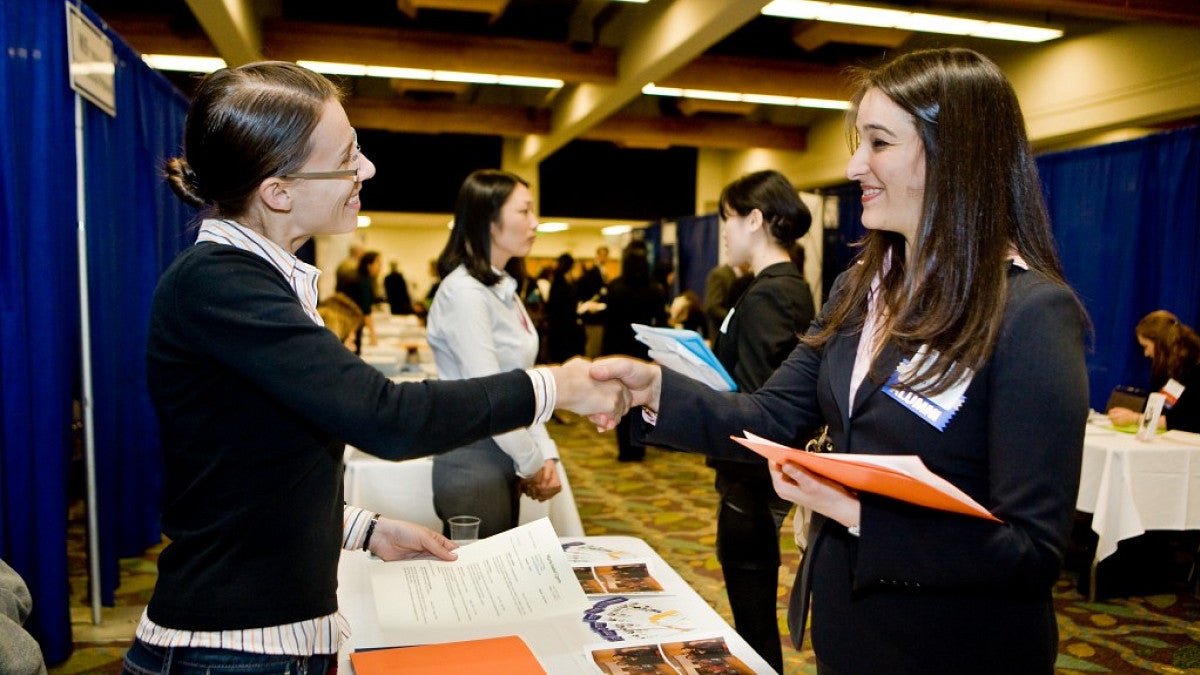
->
[[631, 324, 736, 391], [732, 431, 1001, 522]]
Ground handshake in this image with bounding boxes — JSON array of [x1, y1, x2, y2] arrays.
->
[[547, 357, 665, 431]]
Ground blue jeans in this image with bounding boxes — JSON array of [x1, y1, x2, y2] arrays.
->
[[122, 639, 336, 675]]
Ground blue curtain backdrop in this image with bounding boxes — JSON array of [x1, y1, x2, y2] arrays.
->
[[823, 127, 1200, 410], [0, 0, 80, 662], [81, 1, 191, 607], [675, 214, 719, 301], [0, 0, 189, 663], [1039, 127, 1200, 408]]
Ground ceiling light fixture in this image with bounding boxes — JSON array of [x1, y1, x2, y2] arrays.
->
[[762, 0, 1062, 42], [357, 216, 372, 228], [643, 83, 850, 110], [142, 54, 227, 73], [537, 222, 570, 233], [299, 60, 562, 88], [601, 225, 633, 236], [139, 55, 563, 89]]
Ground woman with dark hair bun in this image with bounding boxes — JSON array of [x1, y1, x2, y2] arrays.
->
[[707, 169, 814, 672], [592, 48, 1089, 673], [129, 62, 625, 674], [1108, 310, 1200, 432]]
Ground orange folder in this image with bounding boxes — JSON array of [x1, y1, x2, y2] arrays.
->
[[350, 635, 547, 674], [732, 431, 1001, 522]]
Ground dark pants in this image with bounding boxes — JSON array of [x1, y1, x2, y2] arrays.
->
[[714, 463, 793, 674], [432, 440, 521, 538], [123, 640, 336, 675]]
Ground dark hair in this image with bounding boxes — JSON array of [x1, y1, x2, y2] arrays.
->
[[436, 169, 529, 286], [807, 48, 1078, 394], [1136, 310, 1200, 385], [555, 253, 575, 279], [164, 61, 341, 217], [619, 242, 652, 288], [358, 251, 381, 278], [719, 170, 812, 248]]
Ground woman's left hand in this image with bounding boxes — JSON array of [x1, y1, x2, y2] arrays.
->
[[769, 461, 862, 530], [368, 517, 458, 561], [528, 460, 562, 501]]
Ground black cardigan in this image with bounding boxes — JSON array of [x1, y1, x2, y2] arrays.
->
[[146, 243, 535, 631]]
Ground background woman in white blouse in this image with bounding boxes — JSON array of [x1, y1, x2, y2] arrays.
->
[[426, 170, 563, 538]]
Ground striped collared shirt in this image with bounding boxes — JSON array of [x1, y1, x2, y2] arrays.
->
[[136, 219, 374, 655], [136, 219, 557, 654]]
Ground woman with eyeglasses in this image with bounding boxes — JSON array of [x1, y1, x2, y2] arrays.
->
[[124, 61, 626, 675]]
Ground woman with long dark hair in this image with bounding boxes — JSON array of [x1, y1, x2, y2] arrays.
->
[[426, 170, 565, 538], [592, 48, 1089, 673]]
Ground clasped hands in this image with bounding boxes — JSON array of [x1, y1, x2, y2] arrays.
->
[[548, 357, 663, 431]]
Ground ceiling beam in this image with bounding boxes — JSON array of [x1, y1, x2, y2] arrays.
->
[[397, 0, 512, 22], [660, 54, 851, 101], [519, 0, 773, 164], [262, 19, 618, 85], [103, 15, 846, 101], [344, 98, 807, 151], [183, 0, 262, 67], [791, 22, 912, 51]]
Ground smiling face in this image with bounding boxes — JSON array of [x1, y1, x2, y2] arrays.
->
[[845, 88, 927, 245], [489, 182, 537, 269], [286, 98, 376, 238]]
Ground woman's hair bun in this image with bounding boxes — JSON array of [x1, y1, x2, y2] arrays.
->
[[164, 157, 207, 209]]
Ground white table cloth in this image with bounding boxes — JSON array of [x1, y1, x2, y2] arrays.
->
[[343, 447, 585, 537], [1076, 424, 1200, 563]]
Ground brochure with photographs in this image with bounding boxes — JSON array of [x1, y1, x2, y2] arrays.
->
[[574, 562, 665, 595], [583, 595, 701, 643], [561, 540, 644, 565], [585, 635, 754, 675]]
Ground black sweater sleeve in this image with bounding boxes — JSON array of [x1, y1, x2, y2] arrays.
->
[[149, 245, 536, 460]]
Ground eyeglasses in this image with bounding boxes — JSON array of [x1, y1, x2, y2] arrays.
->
[[282, 130, 361, 181]]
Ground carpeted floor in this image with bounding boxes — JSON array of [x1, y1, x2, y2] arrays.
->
[[52, 414, 1200, 674]]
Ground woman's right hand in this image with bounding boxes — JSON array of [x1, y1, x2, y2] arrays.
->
[[1107, 406, 1139, 426], [550, 358, 631, 425], [589, 357, 662, 414]]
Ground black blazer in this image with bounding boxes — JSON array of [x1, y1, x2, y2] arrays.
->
[[644, 264, 1088, 674], [714, 261, 814, 392]]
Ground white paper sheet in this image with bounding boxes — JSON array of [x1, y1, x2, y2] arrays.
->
[[370, 518, 589, 628]]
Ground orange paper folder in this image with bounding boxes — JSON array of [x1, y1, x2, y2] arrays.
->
[[350, 635, 547, 674], [731, 431, 1001, 522]]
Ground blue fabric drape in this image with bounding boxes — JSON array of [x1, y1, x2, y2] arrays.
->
[[80, 2, 191, 606], [0, 0, 81, 662], [1, 0, 189, 662], [674, 214, 719, 301], [1038, 127, 1200, 408]]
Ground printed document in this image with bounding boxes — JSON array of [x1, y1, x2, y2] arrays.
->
[[370, 518, 589, 628]]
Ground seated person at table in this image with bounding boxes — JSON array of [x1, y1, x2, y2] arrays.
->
[[317, 291, 363, 349], [426, 169, 563, 539], [1108, 310, 1200, 433]]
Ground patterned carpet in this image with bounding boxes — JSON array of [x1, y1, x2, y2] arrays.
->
[[53, 414, 1200, 674]]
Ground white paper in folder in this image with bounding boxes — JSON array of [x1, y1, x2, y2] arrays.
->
[[632, 324, 736, 391]]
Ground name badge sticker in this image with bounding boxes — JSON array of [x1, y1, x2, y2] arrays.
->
[[882, 346, 973, 431], [1161, 378, 1185, 408]]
